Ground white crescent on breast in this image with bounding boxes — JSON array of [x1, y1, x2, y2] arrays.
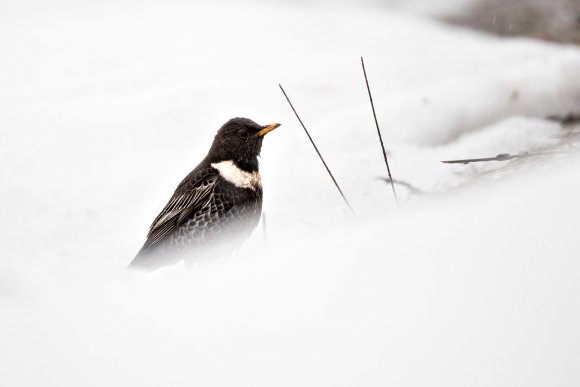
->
[[211, 160, 262, 191]]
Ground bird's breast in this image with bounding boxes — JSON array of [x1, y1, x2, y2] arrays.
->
[[210, 160, 261, 191]]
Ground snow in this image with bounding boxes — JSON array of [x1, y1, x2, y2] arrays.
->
[[1, 0, 580, 386]]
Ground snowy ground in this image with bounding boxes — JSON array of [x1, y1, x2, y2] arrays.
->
[[1, 1, 580, 386]]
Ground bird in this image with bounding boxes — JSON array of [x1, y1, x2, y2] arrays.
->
[[129, 117, 280, 271]]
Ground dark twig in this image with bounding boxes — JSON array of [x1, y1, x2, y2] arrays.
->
[[441, 153, 518, 164], [377, 177, 426, 195], [279, 84, 355, 215], [361, 57, 399, 205], [441, 150, 577, 164]]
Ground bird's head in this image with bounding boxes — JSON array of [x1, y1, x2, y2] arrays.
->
[[206, 117, 280, 172]]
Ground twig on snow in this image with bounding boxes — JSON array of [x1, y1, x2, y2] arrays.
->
[[279, 83, 356, 215], [361, 56, 399, 205], [441, 150, 577, 164], [377, 177, 425, 195]]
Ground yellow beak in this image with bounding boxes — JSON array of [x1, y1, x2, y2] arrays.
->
[[256, 123, 281, 137]]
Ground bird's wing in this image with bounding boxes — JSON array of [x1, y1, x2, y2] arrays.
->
[[141, 171, 219, 250]]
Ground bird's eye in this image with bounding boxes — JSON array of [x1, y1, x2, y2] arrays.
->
[[239, 131, 248, 139]]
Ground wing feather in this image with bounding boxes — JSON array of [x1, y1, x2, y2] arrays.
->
[[141, 173, 218, 250]]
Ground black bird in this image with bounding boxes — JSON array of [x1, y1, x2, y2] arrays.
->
[[129, 118, 280, 271]]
